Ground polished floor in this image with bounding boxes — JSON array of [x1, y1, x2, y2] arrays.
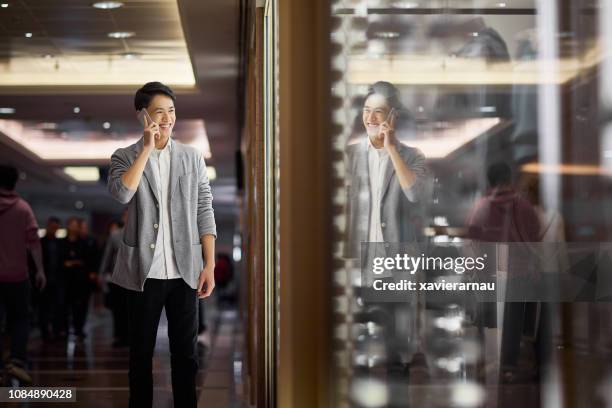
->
[[10, 297, 245, 408]]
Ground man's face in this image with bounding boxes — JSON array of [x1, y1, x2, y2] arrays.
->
[[146, 94, 176, 139], [362, 93, 391, 139]]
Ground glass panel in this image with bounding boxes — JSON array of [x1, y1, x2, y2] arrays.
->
[[330, 1, 612, 407]]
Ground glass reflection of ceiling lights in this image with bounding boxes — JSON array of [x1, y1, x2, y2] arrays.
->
[[0, 0, 195, 87], [0, 119, 212, 162]]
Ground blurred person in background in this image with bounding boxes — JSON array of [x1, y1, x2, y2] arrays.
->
[[466, 162, 541, 385], [39, 217, 64, 342], [99, 210, 129, 348], [79, 218, 101, 293], [0, 165, 46, 385], [62, 217, 91, 340]]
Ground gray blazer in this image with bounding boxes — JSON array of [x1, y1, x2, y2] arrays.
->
[[107, 138, 217, 291], [345, 139, 428, 259]]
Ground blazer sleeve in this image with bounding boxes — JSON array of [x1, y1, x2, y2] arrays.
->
[[401, 147, 428, 203], [108, 149, 137, 205], [196, 152, 217, 239]]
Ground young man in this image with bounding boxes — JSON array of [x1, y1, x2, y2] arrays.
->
[[0, 165, 46, 385], [344, 82, 428, 405], [345, 81, 428, 260], [107, 82, 217, 408]]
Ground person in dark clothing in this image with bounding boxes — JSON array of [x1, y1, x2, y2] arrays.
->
[[0, 165, 46, 385], [62, 217, 91, 340], [79, 219, 100, 293], [466, 162, 541, 385], [39, 217, 64, 341], [99, 212, 129, 347]]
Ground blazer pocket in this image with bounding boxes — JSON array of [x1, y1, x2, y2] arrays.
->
[[179, 173, 197, 202], [113, 241, 140, 284], [192, 243, 204, 273]]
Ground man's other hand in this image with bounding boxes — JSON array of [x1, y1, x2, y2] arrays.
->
[[197, 265, 215, 298]]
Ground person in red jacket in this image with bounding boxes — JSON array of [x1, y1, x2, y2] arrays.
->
[[0, 165, 46, 385]]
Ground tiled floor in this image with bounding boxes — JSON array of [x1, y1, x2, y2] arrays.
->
[[12, 299, 245, 408]]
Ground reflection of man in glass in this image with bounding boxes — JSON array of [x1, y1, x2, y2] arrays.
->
[[345, 81, 428, 260]]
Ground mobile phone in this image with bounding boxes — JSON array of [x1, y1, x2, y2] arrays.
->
[[137, 108, 155, 127], [385, 107, 397, 123]]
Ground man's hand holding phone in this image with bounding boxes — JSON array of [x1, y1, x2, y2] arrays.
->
[[139, 109, 160, 153], [379, 107, 398, 152]]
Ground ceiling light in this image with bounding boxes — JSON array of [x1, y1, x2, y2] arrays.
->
[[0, 107, 15, 114], [497, 2, 507, 7], [120, 52, 140, 60], [64, 167, 100, 182], [103, 121, 111, 129], [108, 31, 134, 39], [391, 1, 419, 8], [207, 166, 217, 181], [373, 31, 400, 39], [73, 106, 80, 113], [25, 32, 33, 38], [38, 122, 58, 130], [42, 53, 54, 59], [92, 1, 123, 9], [471, 32, 479, 37], [1, 3, 9, 8]]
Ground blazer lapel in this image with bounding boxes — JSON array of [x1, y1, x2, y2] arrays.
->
[[169, 142, 182, 199], [380, 147, 397, 200], [137, 138, 160, 203]]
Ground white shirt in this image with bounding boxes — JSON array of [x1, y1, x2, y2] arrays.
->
[[367, 138, 389, 243], [147, 138, 181, 280]]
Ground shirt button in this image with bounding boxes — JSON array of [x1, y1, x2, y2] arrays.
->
[[150, 244, 155, 249], [381, 222, 386, 228], [154, 223, 159, 229]]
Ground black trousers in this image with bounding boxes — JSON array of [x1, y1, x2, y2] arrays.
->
[[127, 278, 198, 408], [0, 279, 30, 364], [108, 283, 128, 342], [65, 273, 91, 335]]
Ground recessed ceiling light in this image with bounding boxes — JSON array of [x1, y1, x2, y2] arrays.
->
[[65, 167, 100, 183], [103, 121, 111, 129], [73, 106, 81, 113], [92, 1, 123, 9], [1, 3, 9, 8], [120, 52, 140, 60], [391, 1, 418, 8], [0, 107, 15, 114], [207, 166, 217, 181], [38, 122, 58, 130], [25, 32, 33, 38], [497, 2, 507, 7], [108, 31, 134, 39], [373, 31, 400, 39]]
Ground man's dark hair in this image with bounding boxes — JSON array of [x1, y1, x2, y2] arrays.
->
[[365, 81, 407, 112], [0, 165, 19, 190], [47, 216, 61, 225], [487, 162, 512, 188], [134, 81, 176, 111]]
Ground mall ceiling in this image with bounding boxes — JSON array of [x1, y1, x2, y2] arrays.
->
[[0, 0, 240, 214]]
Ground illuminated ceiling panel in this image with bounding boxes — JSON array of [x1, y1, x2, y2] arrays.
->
[[0, 119, 211, 163], [0, 0, 195, 86]]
